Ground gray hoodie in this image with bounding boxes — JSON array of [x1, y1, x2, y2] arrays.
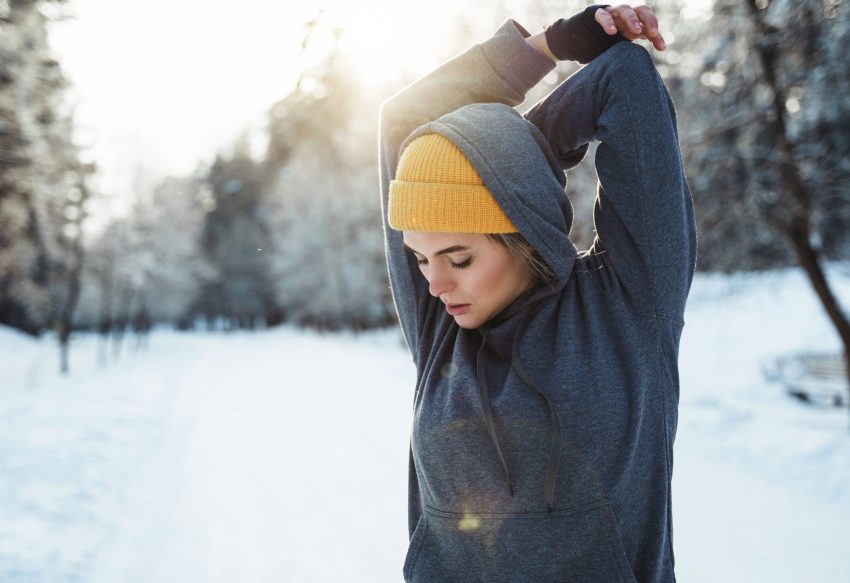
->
[[379, 18, 697, 583]]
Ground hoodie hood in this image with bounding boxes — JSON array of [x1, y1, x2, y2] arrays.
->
[[398, 102, 579, 294]]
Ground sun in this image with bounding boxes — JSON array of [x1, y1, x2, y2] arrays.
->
[[338, 21, 438, 87], [324, 2, 461, 87]]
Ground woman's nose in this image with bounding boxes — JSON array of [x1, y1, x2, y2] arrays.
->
[[427, 268, 454, 298]]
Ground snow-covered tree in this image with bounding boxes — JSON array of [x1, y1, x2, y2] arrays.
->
[[196, 138, 279, 330], [261, 29, 394, 330], [76, 172, 214, 333], [0, 0, 83, 337]]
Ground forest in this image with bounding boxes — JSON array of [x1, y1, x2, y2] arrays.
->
[[1, 0, 849, 366]]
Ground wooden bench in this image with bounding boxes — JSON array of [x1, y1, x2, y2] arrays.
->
[[762, 352, 849, 407]]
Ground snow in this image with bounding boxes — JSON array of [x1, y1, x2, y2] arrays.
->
[[1, 267, 849, 582]]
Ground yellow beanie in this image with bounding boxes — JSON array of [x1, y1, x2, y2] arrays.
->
[[388, 133, 518, 233]]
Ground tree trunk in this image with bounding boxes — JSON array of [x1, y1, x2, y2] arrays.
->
[[57, 238, 84, 375], [785, 220, 850, 422], [746, 0, 850, 429]]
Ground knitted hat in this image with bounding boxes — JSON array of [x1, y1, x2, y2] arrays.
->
[[388, 133, 518, 233]]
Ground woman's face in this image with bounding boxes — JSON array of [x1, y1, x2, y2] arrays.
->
[[403, 231, 534, 329]]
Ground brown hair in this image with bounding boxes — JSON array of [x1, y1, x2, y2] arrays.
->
[[487, 233, 558, 291]]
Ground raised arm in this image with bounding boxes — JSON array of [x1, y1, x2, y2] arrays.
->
[[378, 19, 557, 359], [523, 6, 696, 321], [378, 5, 652, 358]]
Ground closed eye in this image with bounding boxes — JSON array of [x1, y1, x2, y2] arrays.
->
[[413, 256, 472, 269]]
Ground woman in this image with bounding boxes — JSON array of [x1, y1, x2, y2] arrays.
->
[[379, 4, 696, 582]]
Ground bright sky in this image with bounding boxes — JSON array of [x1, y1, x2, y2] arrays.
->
[[47, 0, 713, 223], [47, 0, 471, 217]]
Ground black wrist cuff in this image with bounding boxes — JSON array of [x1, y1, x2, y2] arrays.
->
[[544, 4, 628, 64]]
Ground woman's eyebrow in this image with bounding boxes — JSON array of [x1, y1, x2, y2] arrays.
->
[[403, 243, 471, 256]]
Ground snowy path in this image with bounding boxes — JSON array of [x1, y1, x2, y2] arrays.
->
[[86, 330, 415, 582], [1, 268, 850, 581]]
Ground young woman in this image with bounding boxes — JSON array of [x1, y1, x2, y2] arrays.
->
[[378, 4, 696, 582]]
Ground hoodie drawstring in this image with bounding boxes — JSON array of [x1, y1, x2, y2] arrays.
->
[[476, 326, 514, 497], [475, 305, 563, 512], [512, 306, 562, 513]]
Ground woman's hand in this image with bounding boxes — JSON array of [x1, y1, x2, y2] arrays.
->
[[595, 5, 666, 51], [537, 4, 666, 65]]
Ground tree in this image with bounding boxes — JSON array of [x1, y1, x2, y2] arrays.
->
[[693, 0, 850, 424], [0, 0, 79, 336], [261, 21, 395, 330], [197, 137, 279, 330]]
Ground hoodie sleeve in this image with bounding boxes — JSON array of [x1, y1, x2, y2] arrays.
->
[[378, 19, 556, 358], [523, 42, 698, 321]]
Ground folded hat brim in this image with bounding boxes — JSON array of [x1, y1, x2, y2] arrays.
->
[[388, 180, 518, 233]]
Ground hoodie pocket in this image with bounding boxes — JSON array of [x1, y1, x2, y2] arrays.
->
[[404, 501, 637, 583]]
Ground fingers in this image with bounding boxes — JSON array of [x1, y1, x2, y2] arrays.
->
[[610, 5, 644, 37], [634, 5, 659, 37], [596, 5, 667, 50], [594, 8, 619, 35], [634, 5, 667, 49]]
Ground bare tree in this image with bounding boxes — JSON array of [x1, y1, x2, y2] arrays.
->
[[690, 0, 850, 425], [745, 0, 850, 426]]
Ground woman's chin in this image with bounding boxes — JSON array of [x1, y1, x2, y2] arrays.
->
[[453, 311, 484, 329]]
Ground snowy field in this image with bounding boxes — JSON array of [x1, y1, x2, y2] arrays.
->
[[1, 266, 850, 582]]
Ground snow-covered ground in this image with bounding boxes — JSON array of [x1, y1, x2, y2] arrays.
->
[[1, 266, 849, 582]]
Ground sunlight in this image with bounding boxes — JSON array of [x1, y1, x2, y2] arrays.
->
[[48, 0, 470, 197], [335, 10, 445, 87], [320, 1, 472, 87], [43, 0, 495, 240]]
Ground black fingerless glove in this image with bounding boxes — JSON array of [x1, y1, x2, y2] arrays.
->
[[544, 4, 628, 64]]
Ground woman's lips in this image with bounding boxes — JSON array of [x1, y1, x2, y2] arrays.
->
[[446, 303, 471, 316]]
